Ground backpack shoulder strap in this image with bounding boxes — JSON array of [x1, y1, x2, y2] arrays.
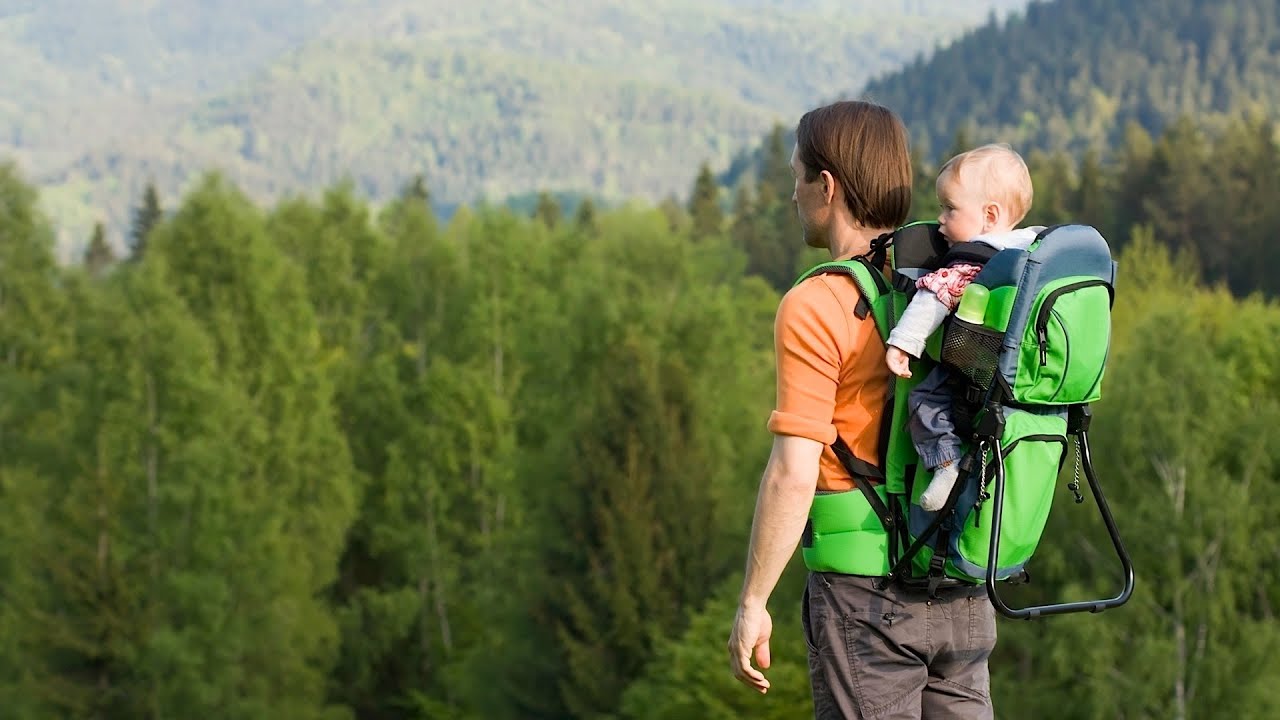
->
[[793, 258, 894, 500], [795, 257, 892, 342]]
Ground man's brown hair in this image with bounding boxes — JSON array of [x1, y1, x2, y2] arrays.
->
[[795, 100, 912, 230]]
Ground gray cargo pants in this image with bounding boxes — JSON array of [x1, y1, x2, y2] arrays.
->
[[802, 572, 996, 720]]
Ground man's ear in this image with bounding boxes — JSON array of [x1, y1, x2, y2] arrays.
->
[[819, 169, 837, 205]]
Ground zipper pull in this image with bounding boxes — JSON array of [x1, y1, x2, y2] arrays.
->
[[1038, 326, 1048, 365]]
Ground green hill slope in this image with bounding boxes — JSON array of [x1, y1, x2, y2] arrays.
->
[[1, 0, 1027, 256], [861, 0, 1280, 157]]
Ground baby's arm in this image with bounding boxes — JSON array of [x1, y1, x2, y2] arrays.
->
[[887, 292, 950, 359]]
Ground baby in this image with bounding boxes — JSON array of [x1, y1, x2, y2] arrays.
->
[[885, 144, 1045, 511]]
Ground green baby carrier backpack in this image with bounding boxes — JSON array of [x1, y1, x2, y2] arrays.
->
[[796, 222, 1134, 619]]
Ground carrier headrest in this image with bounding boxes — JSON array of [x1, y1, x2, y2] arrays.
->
[[891, 222, 950, 271]]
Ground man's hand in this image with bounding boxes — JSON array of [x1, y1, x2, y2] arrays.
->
[[728, 603, 773, 693], [885, 345, 913, 378]]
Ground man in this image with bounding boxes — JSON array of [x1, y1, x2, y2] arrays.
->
[[727, 100, 997, 719]]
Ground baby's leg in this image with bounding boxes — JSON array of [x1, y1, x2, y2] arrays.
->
[[918, 462, 960, 512], [908, 368, 966, 511]]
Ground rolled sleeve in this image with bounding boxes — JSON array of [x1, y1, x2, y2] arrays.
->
[[767, 410, 837, 445]]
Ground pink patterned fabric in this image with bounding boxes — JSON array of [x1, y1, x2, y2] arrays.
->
[[916, 263, 982, 311]]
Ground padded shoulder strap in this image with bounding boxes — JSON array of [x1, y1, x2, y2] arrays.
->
[[795, 258, 892, 342]]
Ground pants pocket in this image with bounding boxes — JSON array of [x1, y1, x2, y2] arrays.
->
[[966, 595, 998, 655], [802, 583, 822, 656], [842, 610, 923, 718]]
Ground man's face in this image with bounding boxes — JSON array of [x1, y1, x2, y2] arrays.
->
[[791, 144, 830, 249]]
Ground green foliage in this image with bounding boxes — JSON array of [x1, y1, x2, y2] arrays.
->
[[727, 126, 812, 292], [618, 575, 813, 720], [474, 208, 775, 719], [992, 237, 1280, 719], [6, 97, 1280, 720], [888, 112, 1280, 299], [865, 0, 1280, 158], [534, 191, 563, 229], [130, 182, 163, 261], [83, 221, 115, 276], [6, 1, 1028, 252], [146, 174, 359, 716], [689, 163, 725, 239]]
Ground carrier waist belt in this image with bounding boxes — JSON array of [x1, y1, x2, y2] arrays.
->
[[802, 488, 892, 577]]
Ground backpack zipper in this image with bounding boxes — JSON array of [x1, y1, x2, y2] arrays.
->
[[1048, 309, 1071, 401], [1035, 279, 1110, 365]]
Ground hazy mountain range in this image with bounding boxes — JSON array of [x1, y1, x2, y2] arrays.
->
[[1, 0, 1027, 257]]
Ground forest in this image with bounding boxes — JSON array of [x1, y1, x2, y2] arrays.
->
[[864, 0, 1280, 158], [2, 0, 1023, 253], [3, 103, 1279, 718]]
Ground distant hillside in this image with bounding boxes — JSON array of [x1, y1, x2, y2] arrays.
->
[[0, 0, 1027, 256], [861, 0, 1280, 158]]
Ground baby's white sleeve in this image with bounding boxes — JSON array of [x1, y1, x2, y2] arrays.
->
[[886, 293, 950, 358]]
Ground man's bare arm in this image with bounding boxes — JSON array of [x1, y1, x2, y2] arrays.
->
[[729, 434, 823, 693], [739, 434, 823, 609]]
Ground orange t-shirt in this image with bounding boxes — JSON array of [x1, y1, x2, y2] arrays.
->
[[766, 268, 891, 492]]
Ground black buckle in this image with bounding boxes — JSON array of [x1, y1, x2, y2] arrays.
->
[[892, 271, 915, 293], [974, 402, 1006, 439], [964, 384, 985, 405], [1068, 404, 1092, 434], [926, 555, 947, 598]]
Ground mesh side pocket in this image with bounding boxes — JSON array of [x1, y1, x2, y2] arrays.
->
[[940, 318, 1004, 391]]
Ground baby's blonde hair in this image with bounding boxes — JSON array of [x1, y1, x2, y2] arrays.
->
[[937, 143, 1033, 225]]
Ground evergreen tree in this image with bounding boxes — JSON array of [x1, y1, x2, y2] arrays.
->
[[130, 181, 163, 261], [534, 191, 562, 229], [755, 124, 793, 208], [943, 125, 974, 163], [1211, 114, 1280, 295], [403, 173, 431, 206], [910, 143, 940, 221], [1112, 120, 1157, 244], [1142, 116, 1218, 267], [688, 163, 724, 238], [84, 220, 115, 276], [863, 0, 1280, 159], [732, 183, 787, 291], [574, 196, 597, 232], [730, 183, 755, 243], [658, 194, 686, 234], [1074, 148, 1109, 230], [1026, 150, 1075, 226]]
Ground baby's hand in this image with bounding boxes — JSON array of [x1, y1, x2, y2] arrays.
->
[[885, 346, 913, 379]]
